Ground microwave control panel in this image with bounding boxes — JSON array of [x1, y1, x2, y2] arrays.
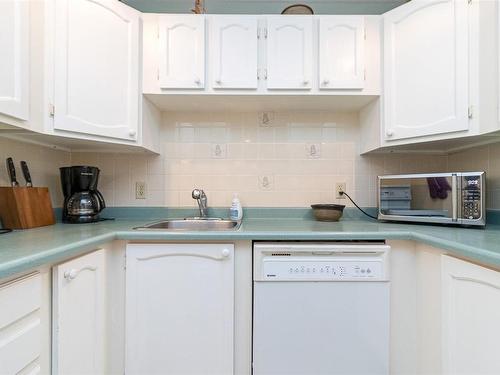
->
[[462, 175, 482, 220]]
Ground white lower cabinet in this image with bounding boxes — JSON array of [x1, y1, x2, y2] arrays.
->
[[52, 249, 107, 375], [0, 273, 42, 375], [442, 255, 500, 375], [125, 243, 235, 375]]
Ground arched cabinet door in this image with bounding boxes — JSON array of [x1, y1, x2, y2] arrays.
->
[[0, 0, 29, 120], [52, 249, 106, 375], [125, 243, 235, 375], [53, 0, 140, 141], [442, 255, 500, 375], [159, 15, 206, 89], [266, 16, 313, 90], [211, 16, 258, 89], [383, 0, 469, 141], [319, 16, 365, 90]]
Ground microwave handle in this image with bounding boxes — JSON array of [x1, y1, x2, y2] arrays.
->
[[452, 174, 458, 221]]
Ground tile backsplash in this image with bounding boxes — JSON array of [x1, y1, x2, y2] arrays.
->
[[0, 137, 70, 207], [2, 110, 500, 210]]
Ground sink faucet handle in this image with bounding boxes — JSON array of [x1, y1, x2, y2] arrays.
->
[[192, 188, 205, 199], [192, 188, 208, 218]]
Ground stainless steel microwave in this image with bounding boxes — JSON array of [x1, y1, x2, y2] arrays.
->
[[378, 172, 485, 227]]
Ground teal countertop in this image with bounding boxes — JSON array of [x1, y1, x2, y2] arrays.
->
[[1, 207, 500, 279]]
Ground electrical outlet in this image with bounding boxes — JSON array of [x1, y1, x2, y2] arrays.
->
[[335, 182, 346, 199], [135, 181, 146, 199]]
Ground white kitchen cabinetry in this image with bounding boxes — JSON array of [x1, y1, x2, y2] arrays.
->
[[211, 16, 258, 89], [442, 255, 500, 375], [126, 243, 235, 375], [383, 0, 469, 141], [159, 15, 206, 89], [0, 0, 29, 121], [266, 16, 313, 90], [319, 16, 365, 90], [0, 273, 42, 375], [52, 0, 141, 141], [52, 249, 106, 375]]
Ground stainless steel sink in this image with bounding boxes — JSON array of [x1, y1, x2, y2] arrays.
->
[[134, 218, 241, 231]]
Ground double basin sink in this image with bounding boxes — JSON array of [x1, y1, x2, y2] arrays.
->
[[134, 218, 241, 231]]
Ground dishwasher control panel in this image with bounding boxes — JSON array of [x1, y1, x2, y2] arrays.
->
[[254, 242, 390, 282], [262, 259, 384, 281]]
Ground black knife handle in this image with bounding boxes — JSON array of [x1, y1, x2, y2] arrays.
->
[[6, 158, 18, 187], [20, 161, 32, 187]]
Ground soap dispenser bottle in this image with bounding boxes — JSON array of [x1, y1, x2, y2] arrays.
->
[[230, 194, 243, 221]]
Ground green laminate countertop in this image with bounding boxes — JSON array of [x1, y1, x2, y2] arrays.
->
[[1, 208, 500, 279]]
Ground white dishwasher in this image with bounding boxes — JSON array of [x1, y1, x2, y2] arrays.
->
[[253, 242, 390, 375]]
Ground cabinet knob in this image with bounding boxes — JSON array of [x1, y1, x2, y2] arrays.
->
[[386, 129, 394, 137], [194, 77, 201, 85], [129, 129, 137, 137], [322, 79, 329, 85], [221, 249, 230, 258], [215, 79, 222, 85], [64, 269, 78, 280], [303, 80, 309, 86]]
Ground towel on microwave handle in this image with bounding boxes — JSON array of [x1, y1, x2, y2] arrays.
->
[[427, 177, 452, 199]]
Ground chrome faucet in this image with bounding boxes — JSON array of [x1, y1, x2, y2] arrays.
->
[[192, 188, 208, 218]]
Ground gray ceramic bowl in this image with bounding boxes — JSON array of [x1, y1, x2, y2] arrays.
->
[[311, 204, 345, 222]]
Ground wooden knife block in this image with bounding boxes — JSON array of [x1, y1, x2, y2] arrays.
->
[[0, 187, 56, 229]]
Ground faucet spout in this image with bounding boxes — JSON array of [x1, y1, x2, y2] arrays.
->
[[192, 188, 208, 218]]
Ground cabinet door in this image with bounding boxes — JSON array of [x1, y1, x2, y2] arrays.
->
[[52, 249, 106, 375], [0, 0, 29, 120], [159, 15, 205, 89], [53, 0, 140, 141], [442, 255, 500, 375], [211, 16, 258, 89], [126, 243, 234, 375], [266, 16, 313, 90], [383, 0, 469, 141], [0, 273, 41, 375], [319, 16, 364, 90]]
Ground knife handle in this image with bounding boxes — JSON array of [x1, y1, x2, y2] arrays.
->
[[20, 161, 32, 187], [6, 158, 18, 187]]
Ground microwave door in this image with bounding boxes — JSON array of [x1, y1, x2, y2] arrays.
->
[[379, 176, 455, 223]]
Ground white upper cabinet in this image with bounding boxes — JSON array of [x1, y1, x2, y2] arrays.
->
[[210, 16, 258, 89], [126, 243, 235, 375], [319, 16, 365, 90], [159, 15, 205, 89], [442, 255, 500, 375], [0, 0, 29, 120], [383, 0, 469, 141], [53, 0, 140, 141], [266, 16, 313, 90], [52, 249, 106, 375]]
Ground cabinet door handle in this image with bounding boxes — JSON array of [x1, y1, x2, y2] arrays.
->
[[221, 248, 230, 258], [322, 79, 329, 85], [64, 266, 97, 281], [215, 79, 222, 85], [129, 129, 137, 137], [194, 77, 201, 85], [303, 80, 310, 86], [386, 129, 394, 137]]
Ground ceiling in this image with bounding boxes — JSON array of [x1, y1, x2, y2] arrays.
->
[[121, 0, 408, 15]]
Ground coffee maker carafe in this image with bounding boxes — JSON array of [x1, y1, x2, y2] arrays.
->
[[60, 166, 106, 223]]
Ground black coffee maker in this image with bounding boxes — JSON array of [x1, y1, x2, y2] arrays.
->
[[60, 166, 106, 223]]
